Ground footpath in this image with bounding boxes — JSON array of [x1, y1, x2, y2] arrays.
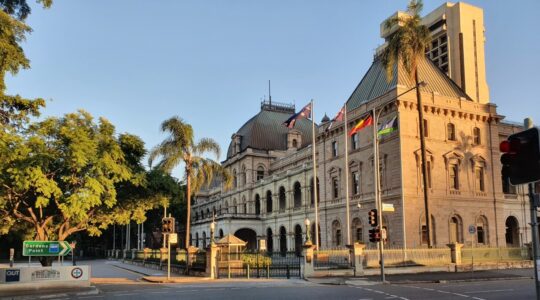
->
[[307, 267, 534, 285]]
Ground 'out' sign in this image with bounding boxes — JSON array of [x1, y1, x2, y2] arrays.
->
[[5, 269, 20, 282]]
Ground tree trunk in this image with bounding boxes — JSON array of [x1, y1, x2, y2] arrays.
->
[[185, 168, 191, 249], [415, 69, 432, 248], [39, 256, 54, 267]]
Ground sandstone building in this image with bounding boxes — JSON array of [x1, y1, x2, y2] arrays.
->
[[190, 2, 531, 251]]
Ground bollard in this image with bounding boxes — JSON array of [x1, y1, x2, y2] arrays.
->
[[286, 264, 290, 279], [9, 248, 14, 267], [266, 264, 270, 279], [247, 264, 250, 279]]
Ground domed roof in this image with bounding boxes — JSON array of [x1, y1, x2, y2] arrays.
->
[[227, 102, 313, 159]]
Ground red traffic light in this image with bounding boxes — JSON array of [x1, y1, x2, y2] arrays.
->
[[500, 139, 521, 153]]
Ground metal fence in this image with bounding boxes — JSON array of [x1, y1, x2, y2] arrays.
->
[[314, 248, 351, 269], [107, 248, 205, 273], [217, 251, 301, 278], [364, 247, 452, 268], [462, 247, 529, 263]]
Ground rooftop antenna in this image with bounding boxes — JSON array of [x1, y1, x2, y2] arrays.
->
[[268, 80, 272, 106]]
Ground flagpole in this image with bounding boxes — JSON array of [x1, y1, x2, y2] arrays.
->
[[373, 107, 385, 282], [311, 99, 320, 249], [344, 106, 351, 246]]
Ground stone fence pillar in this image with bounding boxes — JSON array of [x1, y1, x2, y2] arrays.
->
[[302, 243, 316, 278], [350, 242, 366, 276], [447, 242, 464, 265]]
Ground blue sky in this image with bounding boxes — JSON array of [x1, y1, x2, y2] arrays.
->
[[6, 0, 540, 179]]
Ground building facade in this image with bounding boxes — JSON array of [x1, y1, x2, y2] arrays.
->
[[191, 2, 531, 251]]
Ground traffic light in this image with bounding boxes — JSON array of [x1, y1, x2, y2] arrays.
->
[[162, 217, 175, 233], [500, 127, 540, 185], [369, 228, 381, 243], [368, 209, 378, 227]]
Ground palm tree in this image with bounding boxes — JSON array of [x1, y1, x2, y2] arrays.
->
[[381, 0, 433, 247], [149, 116, 231, 250]]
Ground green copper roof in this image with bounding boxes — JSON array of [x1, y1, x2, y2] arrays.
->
[[226, 105, 313, 159], [346, 55, 471, 111]]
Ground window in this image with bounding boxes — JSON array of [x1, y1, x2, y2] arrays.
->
[[233, 169, 238, 188], [257, 166, 265, 181], [255, 194, 261, 215], [351, 133, 359, 150], [356, 227, 363, 242], [241, 165, 247, 186], [332, 177, 339, 199], [450, 164, 459, 190], [292, 139, 298, 148], [475, 167, 485, 192], [310, 177, 319, 205], [332, 141, 338, 157], [447, 123, 456, 141], [279, 186, 286, 211], [473, 127, 481, 145], [332, 220, 342, 247], [423, 119, 429, 137], [352, 171, 360, 195], [293, 182, 302, 208], [502, 175, 516, 194], [352, 218, 363, 243], [477, 216, 488, 244], [266, 190, 273, 213]]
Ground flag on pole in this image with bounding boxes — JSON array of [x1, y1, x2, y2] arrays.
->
[[378, 116, 398, 136], [283, 102, 312, 128], [349, 113, 373, 136], [326, 106, 345, 131]]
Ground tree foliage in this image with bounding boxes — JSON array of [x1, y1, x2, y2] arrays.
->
[[0, 111, 164, 244]]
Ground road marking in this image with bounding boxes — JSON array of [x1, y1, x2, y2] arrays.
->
[[150, 291, 169, 294], [114, 293, 137, 297], [79, 296, 104, 299], [464, 289, 514, 294]]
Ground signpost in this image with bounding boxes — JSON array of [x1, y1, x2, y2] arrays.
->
[[23, 241, 72, 257], [468, 225, 476, 273]]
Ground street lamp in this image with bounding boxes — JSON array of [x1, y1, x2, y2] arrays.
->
[[304, 218, 312, 246]]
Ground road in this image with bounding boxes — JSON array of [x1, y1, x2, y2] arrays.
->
[[7, 260, 536, 300]]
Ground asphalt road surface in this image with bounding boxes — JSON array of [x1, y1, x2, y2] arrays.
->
[[5, 260, 535, 300]]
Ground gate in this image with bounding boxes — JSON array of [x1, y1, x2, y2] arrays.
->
[[314, 248, 351, 269], [216, 251, 301, 278]]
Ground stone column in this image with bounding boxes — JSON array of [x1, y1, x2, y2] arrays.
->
[[206, 244, 219, 279], [447, 242, 464, 265], [302, 243, 316, 278], [351, 242, 366, 276]]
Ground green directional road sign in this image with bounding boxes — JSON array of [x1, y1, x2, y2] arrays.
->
[[23, 241, 72, 256]]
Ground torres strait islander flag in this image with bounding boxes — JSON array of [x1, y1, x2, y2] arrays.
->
[[349, 113, 373, 136], [283, 102, 312, 129], [378, 116, 398, 136]]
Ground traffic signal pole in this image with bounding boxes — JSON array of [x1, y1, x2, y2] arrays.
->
[[527, 183, 540, 300]]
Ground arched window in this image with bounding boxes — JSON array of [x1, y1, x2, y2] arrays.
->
[[293, 182, 302, 208], [224, 201, 229, 214], [266, 228, 273, 253], [195, 212, 199, 221], [266, 190, 273, 213], [242, 196, 247, 214], [421, 215, 436, 245], [352, 217, 363, 243], [294, 224, 303, 256], [255, 194, 261, 215], [332, 220, 342, 247], [310, 177, 319, 205], [279, 186, 286, 211], [505, 216, 519, 246], [195, 232, 199, 248], [241, 164, 247, 186], [189, 233, 193, 247], [206, 208, 210, 219], [219, 229, 224, 238], [292, 139, 298, 148], [449, 215, 463, 243], [477, 216, 488, 245], [256, 166, 265, 181], [212, 206, 216, 217], [279, 226, 287, 256], [202, 231, 207, 248], [233, 198, 237, 214], [200, 210, 204, 219], [447, 123, 456, 141], [473, 127, 481, 145], [450, 164, 459, 190]]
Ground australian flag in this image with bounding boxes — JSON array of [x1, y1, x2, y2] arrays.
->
[[283, 102, 312, 129]]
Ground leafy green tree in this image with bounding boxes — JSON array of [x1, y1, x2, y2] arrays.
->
[[0, 110, 163, 265], [380, 0, 432, 246], [0, 0, 51, 127], [149, 116, 231, 249]]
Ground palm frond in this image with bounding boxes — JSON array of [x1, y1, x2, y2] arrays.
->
[[194, 138, 221, 159]]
